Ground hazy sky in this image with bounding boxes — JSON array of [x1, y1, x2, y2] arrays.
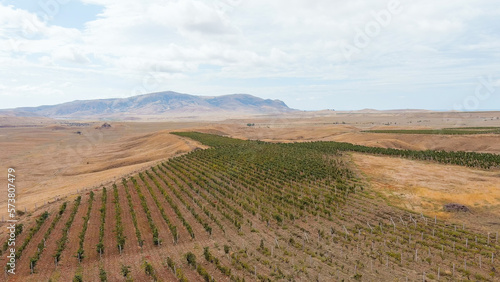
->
[[1, 0, 499, 110]]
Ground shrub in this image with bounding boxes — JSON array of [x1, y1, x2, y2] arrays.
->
[[120, 264, 131, 278], [73, 273, 83, 282], [186, 252, 197, 268], [143, 260, 157, 280], [99, 266, 107, 282]]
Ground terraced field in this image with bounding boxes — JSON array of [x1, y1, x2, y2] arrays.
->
[[1, 132, 499, 281]]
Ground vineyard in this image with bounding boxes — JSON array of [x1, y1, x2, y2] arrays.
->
[[363, 127, 500, 135], [1, 132, 499, 281]]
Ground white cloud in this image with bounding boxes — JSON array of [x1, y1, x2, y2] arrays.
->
[[1, 0, 500, 110], [52, 46, 90, 64]]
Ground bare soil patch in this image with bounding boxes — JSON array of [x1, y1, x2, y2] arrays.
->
[[351, 153, 500, 232]]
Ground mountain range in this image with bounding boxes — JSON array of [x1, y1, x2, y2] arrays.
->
[[1, 91, 294, 120]]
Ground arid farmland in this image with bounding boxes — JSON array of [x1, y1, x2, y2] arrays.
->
[[1, 132, 499, 281]]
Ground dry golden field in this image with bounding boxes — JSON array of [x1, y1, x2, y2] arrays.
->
[[0, 121, 208, 223]]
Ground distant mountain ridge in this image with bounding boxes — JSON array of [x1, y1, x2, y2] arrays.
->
[[2, 91, 294, 119]]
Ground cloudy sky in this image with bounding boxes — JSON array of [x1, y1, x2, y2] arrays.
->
[[1, 0, 499, 110]]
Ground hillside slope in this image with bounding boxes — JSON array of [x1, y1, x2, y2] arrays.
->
[[1, 133, 498, 281]]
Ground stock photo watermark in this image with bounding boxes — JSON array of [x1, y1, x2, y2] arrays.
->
[[10, 0, 70, 52], [62, 128, 104, 165], [340, 0, 403, 62], [130, 0, 243, 97], [454, 75, 497, 112], [131, 65, 166, 97], [214, 0, 242, 14], [6, 168, 17, 275]]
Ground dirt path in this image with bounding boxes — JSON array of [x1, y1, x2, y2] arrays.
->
[[156, 165, 222, 236], [125, 179, 156, 249], [92, 186, 122, 282], [140, 172, 193, 245], [30, 196, 89, 281], [133, 175, 177, 246], [53, 195, 90, 281], [115, 182, 140, 251], [150, 168, 213, 243], [115, 180, 144, 280], [81, 189, 102, 263], [4, 210, 55, 281]]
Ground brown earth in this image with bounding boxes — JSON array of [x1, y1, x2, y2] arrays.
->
[[133, 175, 177, 245], [351, 153, 500, 232], [1, 111, 500, 280], [11, 199, 74, 280], [123, 179, 155, 250], [185, 111, 500, 153], [1, 111, 498, 228], [140, 171, 198, 244], [0, 208, 55, 277], [81, 189, 103, 263], [0, 121, 208, 226], [51, 195, 90, 281]]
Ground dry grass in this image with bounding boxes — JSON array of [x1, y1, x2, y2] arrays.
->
[[1, 112, 499, 280], [0, 121, 207, 222], [189, 111, 500, 153], [351, 153, 500, 231], [1, 110, 499, 233]]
